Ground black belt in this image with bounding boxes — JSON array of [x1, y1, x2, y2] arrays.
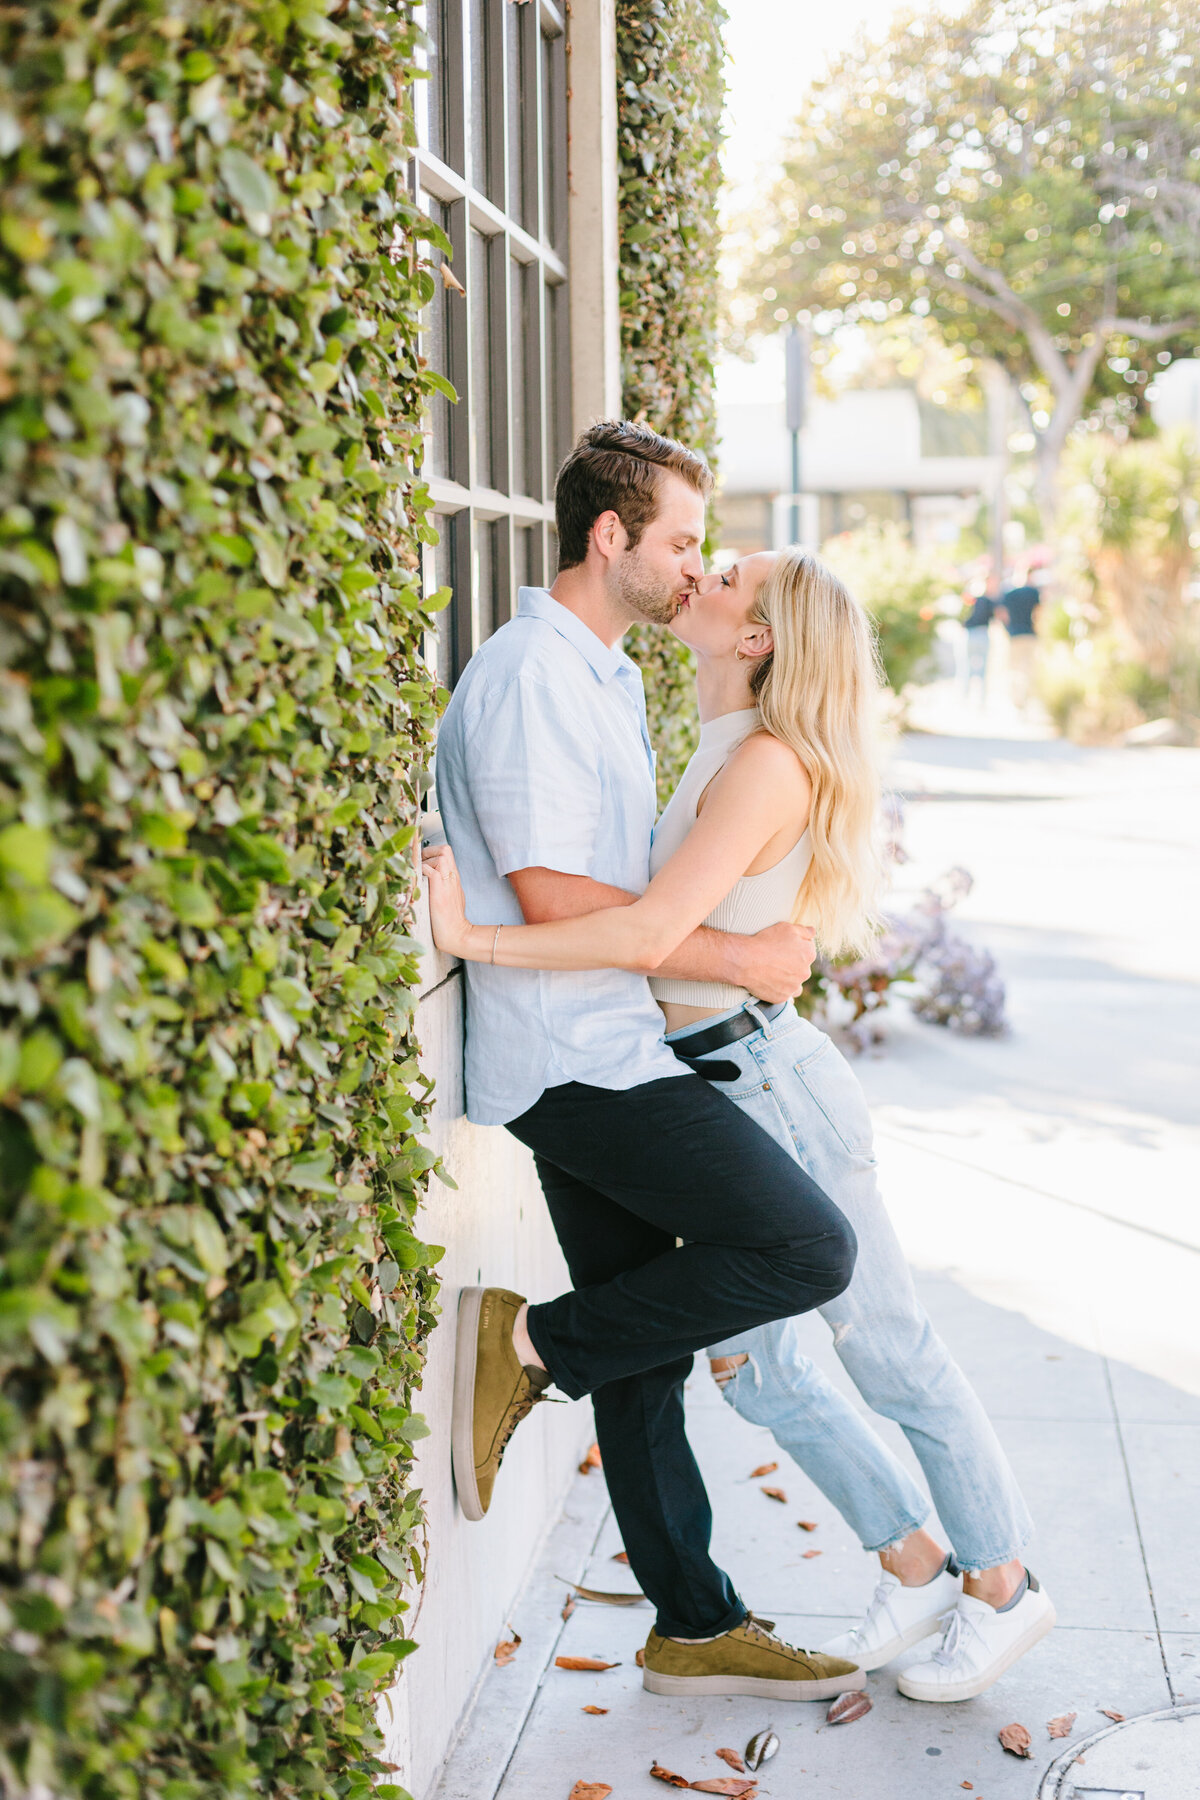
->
[[670, 1000, 788, 1083]]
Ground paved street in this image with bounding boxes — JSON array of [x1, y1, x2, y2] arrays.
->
[[432, 715, 1200, 1800]]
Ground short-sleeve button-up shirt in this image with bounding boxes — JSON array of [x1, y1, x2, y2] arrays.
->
[[436, 588, 687, 1126]]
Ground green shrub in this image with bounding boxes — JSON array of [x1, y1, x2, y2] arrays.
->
[[616, 0, 726, 803], [0, 2, 449, 1794], [820, 521, 941, 695]]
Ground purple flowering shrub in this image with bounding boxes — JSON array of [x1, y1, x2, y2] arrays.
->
[[800, 802, 1009, 1051]]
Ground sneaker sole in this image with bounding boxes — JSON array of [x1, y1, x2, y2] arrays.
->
[[643, 1665, 865, 1702], [451, 1286, 487, 1523], [896, 1601, 1057, 1702], [828, 1614, 948, 1673]]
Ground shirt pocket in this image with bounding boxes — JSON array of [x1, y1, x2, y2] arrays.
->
[[792, 1035, 876, 1160]]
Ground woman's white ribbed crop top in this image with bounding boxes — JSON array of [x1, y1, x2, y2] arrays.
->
[[647, 707, 812, 1012]]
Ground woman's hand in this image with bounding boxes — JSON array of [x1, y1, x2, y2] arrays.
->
[[422, 843, 476, 959]]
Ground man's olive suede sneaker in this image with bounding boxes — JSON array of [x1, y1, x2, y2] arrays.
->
[[452, 1286, 552, 1521], [641, 1616, 865, 1700]]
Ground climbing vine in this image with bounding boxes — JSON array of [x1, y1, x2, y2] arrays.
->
[[0, 2, 449, 1795], [617, 0, 727, 802]]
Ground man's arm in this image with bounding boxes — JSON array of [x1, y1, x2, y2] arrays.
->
[[507, 867, 816, 1004]]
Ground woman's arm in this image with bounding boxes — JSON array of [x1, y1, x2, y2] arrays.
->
[[424, 733, 811, 973]]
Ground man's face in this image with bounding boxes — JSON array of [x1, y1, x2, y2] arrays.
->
[[611, 473, 707, 627]]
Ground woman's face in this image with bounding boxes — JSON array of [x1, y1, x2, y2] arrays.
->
[[670, 551, 777, 662]]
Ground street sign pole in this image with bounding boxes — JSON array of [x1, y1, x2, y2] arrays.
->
[[785, 323, 809, 545]]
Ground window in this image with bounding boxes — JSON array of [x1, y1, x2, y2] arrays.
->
[[414, 0, 569, 684]]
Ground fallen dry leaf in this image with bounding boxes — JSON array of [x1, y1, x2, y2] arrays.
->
[[760, 1486, 788, 1504], [493, 1630, 521, 1666], [582, 1705, 608, 1715], [579, 1443, 602, 1475], [998, 1722, 1032, 1758], [635, 1647, 645, 1667], [568, 1785, 612, 1800], [826, 1689, 872, 1725], [561, 1594, 576, 1622], [716, 1748, 745, 1773], [961, 1785, 973, 1792], [556, 1656, 620, 1672], [439, 262, 466, 295], [650, 1763, 690, 1788], [802, 1549, 823, 1559], [1100, 1708, 1125, 1722], [797, 1519, 818, 1532], [612, 1551, 630, 1564], [1047, 1712, 1077, 1739], [689, 1782, 759, 1796], [749, 1462, 778, 1478], [562, 1580, 646, 1606]]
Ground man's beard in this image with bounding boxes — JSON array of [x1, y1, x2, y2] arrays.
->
[[612, 546, 680, 627]]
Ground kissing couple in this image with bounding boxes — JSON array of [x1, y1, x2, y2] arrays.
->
[[423, 420, 1054, 1706]]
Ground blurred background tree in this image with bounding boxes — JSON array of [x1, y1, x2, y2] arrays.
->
[[821, 520, 944, 694], [735, 0, 1200, 531]]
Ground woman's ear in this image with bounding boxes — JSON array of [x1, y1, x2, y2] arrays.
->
[[739, 623, 773, 663]]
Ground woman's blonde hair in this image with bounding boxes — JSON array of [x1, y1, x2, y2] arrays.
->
[[747, 547, 885, 958]]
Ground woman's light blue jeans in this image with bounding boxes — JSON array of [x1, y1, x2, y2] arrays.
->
[[666, 1002, 1032, 1571]]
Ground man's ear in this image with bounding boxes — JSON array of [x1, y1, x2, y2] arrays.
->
[[590, 509, 626, 563]]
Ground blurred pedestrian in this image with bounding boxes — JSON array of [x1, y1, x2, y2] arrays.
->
[[997, 570, 1042, 710], [959, 586, 994, 706]]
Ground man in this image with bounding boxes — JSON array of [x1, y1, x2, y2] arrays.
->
[[998, 569, 1042, 710], [435, 420, 863, 1702]]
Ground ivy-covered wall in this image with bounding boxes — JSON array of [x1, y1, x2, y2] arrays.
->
[[0, 3, 449, 1796], [616, 0, 727, 804]]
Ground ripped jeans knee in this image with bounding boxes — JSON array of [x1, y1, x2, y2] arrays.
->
[[709, 1352, 749, 1391]]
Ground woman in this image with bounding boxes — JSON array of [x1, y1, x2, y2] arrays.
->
[[423, 547, 1053, 1704]]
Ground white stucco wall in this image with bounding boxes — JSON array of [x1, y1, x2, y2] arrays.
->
[[379, 931, 593, 1800]]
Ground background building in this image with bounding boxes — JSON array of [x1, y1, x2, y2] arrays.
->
[[714, 343, 1002, 556]]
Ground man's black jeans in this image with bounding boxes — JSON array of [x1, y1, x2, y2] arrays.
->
[[508, 1072, 857, 1640]]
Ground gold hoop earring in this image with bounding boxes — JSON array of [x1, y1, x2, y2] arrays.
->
[[735, 648, 747, 661]]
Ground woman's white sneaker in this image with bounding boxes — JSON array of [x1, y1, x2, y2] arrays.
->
[[818, 1566, 962, 1672], [896, 1572, 1055, 1702]]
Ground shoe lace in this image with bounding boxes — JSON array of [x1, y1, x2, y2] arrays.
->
[[742, 1615, 806, 1660], [847, 1578, 894, 1648], [496, 1379, 561, 1463], [932, 1605, 982, 1668]]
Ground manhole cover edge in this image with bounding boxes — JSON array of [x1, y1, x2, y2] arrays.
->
[[1037, 1701, 1200, 1799]]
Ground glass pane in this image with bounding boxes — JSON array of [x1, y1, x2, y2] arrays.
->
[[468, 0, 503, 202], [507, 1, 533, 231], [513, 525, 534, 601], [545, 277, 570, 478], [541, 26, 567, 250], [509, 260, 528, 497], [427, 521, 456, 691], [425, 0, 447, 162], [425, 199, 451, 479], [469, 230, 493, 490], [468, 0, 488, 192], [475, 518, 499, 642]]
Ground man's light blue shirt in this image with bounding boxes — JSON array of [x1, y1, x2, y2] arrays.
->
[[436, 587, 688, 1126]]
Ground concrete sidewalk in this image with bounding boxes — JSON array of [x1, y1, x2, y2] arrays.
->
[[431, 721, 1200, 1800]]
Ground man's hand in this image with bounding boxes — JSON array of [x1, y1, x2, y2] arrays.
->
[[734, 921, 818, 1003]]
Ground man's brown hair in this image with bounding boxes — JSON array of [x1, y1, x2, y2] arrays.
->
[[554, 419, 714, 571]]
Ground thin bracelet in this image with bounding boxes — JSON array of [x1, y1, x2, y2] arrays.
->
[[490, 924, 502, 965]]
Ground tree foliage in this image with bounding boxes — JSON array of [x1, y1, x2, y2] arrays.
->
[[821, 522, 942, 695], [737, 0, 1200, 521], [616, 0, 726, 803], [0, 1, 449, 1794], [1063, 427, 1200, 676]]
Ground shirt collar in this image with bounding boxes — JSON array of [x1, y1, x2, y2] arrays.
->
[[517, 587, 640, 686]]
